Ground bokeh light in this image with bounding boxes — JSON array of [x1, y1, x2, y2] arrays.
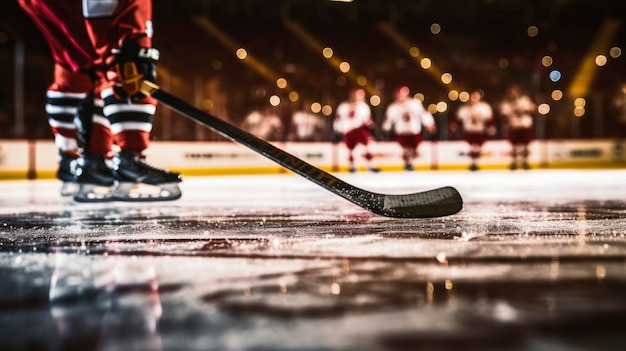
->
[[448, 90, 459, 101], [542, 56, 553, 67], [311, 102, 322, 113], [236, 48, 248, 59], [498, 58, 509, 69], [269, 95, 280, 106], [538, 103, 550, 115], [322, 47, 333, 58], [339, 61, 350, 73], [430, 23, 441, 34], [436, 101, 448, 113], [610, 47, 622, 58], [549, 70, 561, 82], [288, 91, 299, 102], [321, 105, 333, 116], [370, 95, 381, 106], [276, 78, 287, 89], [459, 91, 470, 102]]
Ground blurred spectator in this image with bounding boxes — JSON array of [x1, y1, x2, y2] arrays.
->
[[451, 90, 496, 171], [383, 86, 436, 171], [333, 88, 379, 173], [288, 100, 325, 142], [242, 105, 284, 141], [500, 84, 536, 170]]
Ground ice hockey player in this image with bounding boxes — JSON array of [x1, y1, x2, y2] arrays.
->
[[500, 84, 536, 170], [333, 88, 380, 173], [19, 0, 181, 202], [451, 90, 496, 171], [383, 86, 436, 171]]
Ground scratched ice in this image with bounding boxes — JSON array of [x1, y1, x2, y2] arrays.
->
[[1, 170, 626, 351]]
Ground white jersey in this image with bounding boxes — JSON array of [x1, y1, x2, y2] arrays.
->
[[333, 101, 372, 134], [242, 111, 284, 140], [500, 95, 535, 129], [383, 99, 435, 135], [456, 101, 493, 133], [291, 110, 324, 140]]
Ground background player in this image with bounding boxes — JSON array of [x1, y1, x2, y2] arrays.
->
[[500, 84, 536, 170], [19, 0, 181, 202], [451, 90, 496, 171], [383, 86, 436, 171], [333, 88, 379, 173]]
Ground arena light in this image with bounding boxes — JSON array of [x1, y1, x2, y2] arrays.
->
[[322, 105, 333, 116], [269, 95, 281, 106], [285, 21, 377, 95], [441, 73, 452, 85], [538, 103, 550, 115], [289, 91, 299, 102], [322, 47, 333, 58], [236, 48, 247, 60], [498, 58, 509, 69], [377, 22, 463, 93], [542, 56, 553, 67], [370, 95, 381, 107], [567, 17, 621, 98], [610, 47, 622, 58], [310, 102, 321, 113], [276, 77, 288, 89], [448, 90, 459, 101], [430, 23, 441, 35]]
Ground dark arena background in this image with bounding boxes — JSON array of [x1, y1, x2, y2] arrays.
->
[[2, 1, 626, 351], [2, 0, 626, 141]]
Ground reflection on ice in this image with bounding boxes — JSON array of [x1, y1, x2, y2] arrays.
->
[[1, 171, 626, 349]]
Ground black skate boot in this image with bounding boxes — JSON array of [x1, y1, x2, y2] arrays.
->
[[73, 153, 116, 202], [112, 151, 182, 201], [57, 151, 79, 196]]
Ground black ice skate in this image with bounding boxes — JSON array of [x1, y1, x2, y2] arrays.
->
[[57, 151, 79, 196], [111, 151, 182, 201], [73, 153, 116, 202]]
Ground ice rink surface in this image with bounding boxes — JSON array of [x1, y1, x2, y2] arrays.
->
[[1, 169, 626, 351]]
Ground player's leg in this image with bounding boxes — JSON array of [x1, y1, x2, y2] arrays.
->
[[86, 0, 181, 201], [44, 66, 90, 195], [18, 0, 103, 196], [361, 128, 379, 173], [73, 78, 117, 203]]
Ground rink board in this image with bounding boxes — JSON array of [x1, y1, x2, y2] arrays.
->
[[1, 139, 626, 179]]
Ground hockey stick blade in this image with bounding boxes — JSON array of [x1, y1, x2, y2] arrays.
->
[[140, 81, 463, 218]]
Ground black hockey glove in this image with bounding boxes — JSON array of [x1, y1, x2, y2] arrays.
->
[[114, 34, 159, 99]]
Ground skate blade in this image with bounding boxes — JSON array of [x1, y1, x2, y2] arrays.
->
[[60, 182, 79, 197], [113, 182, 181, 202], [73, 184, 115, 202]]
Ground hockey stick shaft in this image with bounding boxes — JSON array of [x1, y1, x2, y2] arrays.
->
[[140, 81, 462, 218]]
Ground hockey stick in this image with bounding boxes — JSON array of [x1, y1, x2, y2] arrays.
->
[[140, 81, 462, 218]]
